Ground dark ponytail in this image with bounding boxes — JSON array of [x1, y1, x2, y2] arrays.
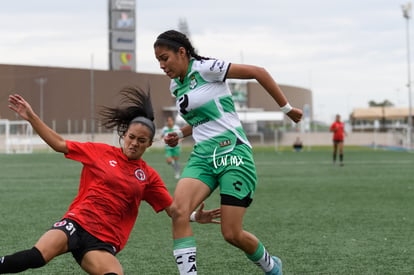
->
[[154, 30, 210, 61], [100, 86, 156, 140]]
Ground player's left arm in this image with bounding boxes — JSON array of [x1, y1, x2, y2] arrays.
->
[[8, 94, 68, 153]]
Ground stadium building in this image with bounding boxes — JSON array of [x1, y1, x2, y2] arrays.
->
[[350, 107, 412, 132], [0, 64, 313, 139]]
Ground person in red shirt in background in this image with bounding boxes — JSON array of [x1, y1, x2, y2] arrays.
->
[[3, 87, 220, 275], [330, 114, 345, 166]]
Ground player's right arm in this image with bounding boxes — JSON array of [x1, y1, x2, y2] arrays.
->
[[164, 124, 192, 147], [179, 124, 192, 137], [8, 94, 68, 154]]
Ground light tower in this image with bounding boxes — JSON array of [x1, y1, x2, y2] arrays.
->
[[402, 2, 413, 147]]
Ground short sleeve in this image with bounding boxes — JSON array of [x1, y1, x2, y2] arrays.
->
[[193, 59, 231, 82], [143, 166, 173, 212], [65, 141, 102, 165]]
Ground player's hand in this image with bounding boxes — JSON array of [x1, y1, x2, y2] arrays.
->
[[8, 94, 35, 121], [287, 108, 303, 123], [195, 202, 221, 224], [164, 132, 179, 147]]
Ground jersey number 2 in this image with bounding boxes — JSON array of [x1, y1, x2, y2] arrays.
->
[[178, 94, 189, 115]]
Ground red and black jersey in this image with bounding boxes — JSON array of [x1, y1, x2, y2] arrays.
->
[[330, 121, 345, 141], [62, 141, 173, 252]]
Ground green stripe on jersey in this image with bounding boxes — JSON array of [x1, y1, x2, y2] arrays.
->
[[219, 95, 236, 113], [174, 71, 209, 97], [182, 99, 222, 126]]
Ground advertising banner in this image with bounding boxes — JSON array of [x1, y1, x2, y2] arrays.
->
[[110, 10, 135, 31], [110, 51, 136, 71], [110, 0, 135, 10], [110, 31, 135, 51]]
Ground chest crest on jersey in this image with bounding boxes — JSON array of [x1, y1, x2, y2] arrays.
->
[[134, 169, 146, 181], [189, 75, 197, 89]]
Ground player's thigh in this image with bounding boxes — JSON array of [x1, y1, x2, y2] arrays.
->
[[218, 145, 257, 201], [175, 155, 215, 212], [81, 250, 123, 275], [173, 177, 211, 214], [34, 229, 68, 262]]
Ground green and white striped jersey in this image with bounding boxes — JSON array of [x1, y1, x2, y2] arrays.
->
[[170, 58, 251, 158]]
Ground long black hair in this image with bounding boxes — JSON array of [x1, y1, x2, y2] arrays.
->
[[154, 29, 211, 61], [100, 86, 156, 140]]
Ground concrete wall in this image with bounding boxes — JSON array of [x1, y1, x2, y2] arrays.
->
[[1, 132, 405, 153], [278, 132, 404, 147]]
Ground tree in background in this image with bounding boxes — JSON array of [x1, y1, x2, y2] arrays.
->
[[368, 99, 394, 107]]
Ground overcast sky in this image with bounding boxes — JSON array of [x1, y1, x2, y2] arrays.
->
[[0, 0, 412, 123]]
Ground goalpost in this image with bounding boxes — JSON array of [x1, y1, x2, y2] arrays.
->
[[0, 119, 34, 154]]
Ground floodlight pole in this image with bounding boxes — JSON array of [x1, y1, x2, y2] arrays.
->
[[402, 3, 413, 148], [35, 77, 48, 121]]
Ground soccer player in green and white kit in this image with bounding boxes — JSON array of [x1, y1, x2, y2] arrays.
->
[[154, 30, 303, 275], [161, 116, 182, 179]]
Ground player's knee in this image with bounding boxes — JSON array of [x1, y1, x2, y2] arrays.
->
[[169, 203, 190, 221], [31, 247, 47, 267], [221, 228, 243, 246]]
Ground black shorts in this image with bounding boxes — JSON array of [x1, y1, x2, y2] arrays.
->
[[51, 218, 116, 265], [221, 193, 253, 208]]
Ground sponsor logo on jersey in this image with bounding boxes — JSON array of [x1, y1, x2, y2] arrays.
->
[[53, 220, 67, 227], [219, 140, 231, 147], [209, 59, 225, 72], [213, 147, 245, 169], [189, 75, 197, 89], [135, 169, 146, 181], [53, 220, 76, 235], [192, 118, 210, 128]]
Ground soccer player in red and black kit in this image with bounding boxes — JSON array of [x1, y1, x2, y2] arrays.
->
[[330, 114, 345, 166], [3, 87, 220, 275]]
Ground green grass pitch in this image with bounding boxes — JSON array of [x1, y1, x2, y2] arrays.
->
[[0, 146, 413, 274]]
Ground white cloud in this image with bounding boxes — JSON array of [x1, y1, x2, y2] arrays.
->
[[1, 0, 412, 123]]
